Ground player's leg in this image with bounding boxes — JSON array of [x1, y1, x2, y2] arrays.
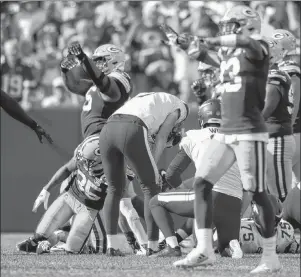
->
[[266, 136, 296, 201], [16, 193, 74, 253], [174, 137, 235, 267], [233, 140, 280, 273], [282, 183, 301, 229], [65, 204, 98, 253], [212, 190, 242, 258], [123, 124, 161, 253], [87, 211, 107, 254], [292, 133, 300, 187], [149, 189, 195, 257], [99, 123, 127, 254], [176, 218, 194, 245], [131, 195, 145, 218]]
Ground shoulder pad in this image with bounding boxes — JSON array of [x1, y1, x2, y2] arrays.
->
[[278, 60, 301, 77], [268, 69, 291, 86], [108, 70, 131, 93]]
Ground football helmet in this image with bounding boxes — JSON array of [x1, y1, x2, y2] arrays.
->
[[218, 5, 261, 36], [76, 135, 103, 176], [92, 44, 126, 74], [272, 29, 297, 56], [265, 37, 286, 65], [198, 99, 222, 128], [198, 62, 219, 87]]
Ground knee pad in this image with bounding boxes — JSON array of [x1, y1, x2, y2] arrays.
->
[[120, 198, 140, 221]]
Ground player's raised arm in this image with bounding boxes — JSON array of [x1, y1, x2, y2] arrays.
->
[[68, 42, 130, 102], [0, 89, 53, 144], [60, 55, 93, 96]]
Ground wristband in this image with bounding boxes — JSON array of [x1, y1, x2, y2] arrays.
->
[[61, 67, 69, 74]]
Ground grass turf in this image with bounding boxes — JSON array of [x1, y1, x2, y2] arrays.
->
[[1, 233, 300, 277]]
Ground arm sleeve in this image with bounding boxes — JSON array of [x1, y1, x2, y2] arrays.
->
[[165, 148, 192, 188]]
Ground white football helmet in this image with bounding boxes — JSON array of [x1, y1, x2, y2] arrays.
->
[[272, 29, 297, 56], [76, 135, 102, 176], [265, 37, 286, 65], [219, 5, 261, 36], [92, 44, 126, 74]]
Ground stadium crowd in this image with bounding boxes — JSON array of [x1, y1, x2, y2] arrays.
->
[[1, 1, 300, 110]]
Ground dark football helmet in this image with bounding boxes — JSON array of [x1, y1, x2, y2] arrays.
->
[[198, 98, 222, 128]]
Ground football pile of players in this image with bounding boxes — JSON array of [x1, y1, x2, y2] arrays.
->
[[15, 4, 300, 275]]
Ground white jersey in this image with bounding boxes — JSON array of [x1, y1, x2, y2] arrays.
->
[[179, 128, 243, 199], [113, 92, 189, 135], [240, 218, 298, 254]]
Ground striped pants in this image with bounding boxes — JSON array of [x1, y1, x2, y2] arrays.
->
[[266, 135, 296, 201], [292, 133, 300, 186]]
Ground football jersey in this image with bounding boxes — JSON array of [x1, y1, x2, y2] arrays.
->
[[240, 218, 297, 254], [69, 135, 107, 211], [113, 92, 189, 136], [179, 128, 243, 199], [1, 60, 35, 102], [265, 69, 293, 137], [80, 70, 132, 138], [278, 60, 301, 134], [218, 38, 269, 134]]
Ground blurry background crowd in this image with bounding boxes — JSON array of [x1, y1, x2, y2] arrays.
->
[[1, 1, 300, 110]]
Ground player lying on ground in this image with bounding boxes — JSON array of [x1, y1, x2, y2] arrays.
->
[[98, 91, 189, 256], [162, 5, 281, 273], [149, 99, 243, 259], [0, 89, 52, 144], [262, 36, 295, 202], [239, 195, 300, 254]]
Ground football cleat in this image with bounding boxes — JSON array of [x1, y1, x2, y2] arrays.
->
[[136, 244, 147, 256], [150, 245, 182, 258], [158, 239, 167, 251], [146, 248, 161, 257], [36, 240, 51, 254], [221, 239, 243, 259], [106, 248, 125, 257], [173, 248, 216, 268], [16, 237, 38, 253], [250, 254, 281, 274]]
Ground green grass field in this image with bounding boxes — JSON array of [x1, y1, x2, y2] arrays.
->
[[1, 233, 300, 277]]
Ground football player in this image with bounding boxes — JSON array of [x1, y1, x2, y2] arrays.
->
[[272, 29, 300, 187], [262, 37, 295, 202], [16, 135, 107, 254], [149, 99, 243, 259], [98, 92, 189, 256], [240, 194, 300, 254], [166, 5, 281, 273], [0, 89, 52, 144]]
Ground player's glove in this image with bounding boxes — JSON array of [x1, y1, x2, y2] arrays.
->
[[60, 55, 78, 73], [32, 188, 50, 212], [191, 79, 207, 96], [32, 124, 53, 144], [68, 41, 86, 61]]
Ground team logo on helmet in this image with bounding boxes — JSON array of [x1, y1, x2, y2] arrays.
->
[[273, 33, 285, 40], [106, 46, 122, 53], [242, 8, 257, 18]]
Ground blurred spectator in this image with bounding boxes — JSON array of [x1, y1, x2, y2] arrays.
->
[[1, 39, 37, 110]]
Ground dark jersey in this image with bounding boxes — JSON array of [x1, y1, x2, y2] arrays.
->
[[278, 60, 301, 134], [265, 70, 292, 137], [80, 70, 132, 138], [1, 60, 35, 102], [218, 39, 269, 134], [69, 135, 107, 211]]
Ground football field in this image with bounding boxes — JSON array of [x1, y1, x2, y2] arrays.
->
[[1, 233, 300, 277]]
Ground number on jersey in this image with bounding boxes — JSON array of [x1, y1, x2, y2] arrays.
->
[[220, 57, 242, 93], [241, 223, 255, 241], [83, 90, 93, 111], [2, 74, 23, 98]]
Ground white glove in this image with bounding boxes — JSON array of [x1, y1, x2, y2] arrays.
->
[[32, 189, 50, 213]]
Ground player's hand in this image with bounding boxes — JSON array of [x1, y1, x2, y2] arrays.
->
[[68, 41, 86, 61], [191, 79, 206, 96], [187, 38, 208, 60], [60, 55, 78, 73], [32, 189, 50, 212], [33, 125, 53, 144], [159, 169, 173, 192]]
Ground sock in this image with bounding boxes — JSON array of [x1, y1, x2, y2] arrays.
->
[[166, 236, 179, 248], [195, 224, 213, 252], [262, 235, 277, 257], [148, 240, 158, 250], [176, 229, 188, 242], [107, 234, 119, 249], [159, 230, 165, 243]]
